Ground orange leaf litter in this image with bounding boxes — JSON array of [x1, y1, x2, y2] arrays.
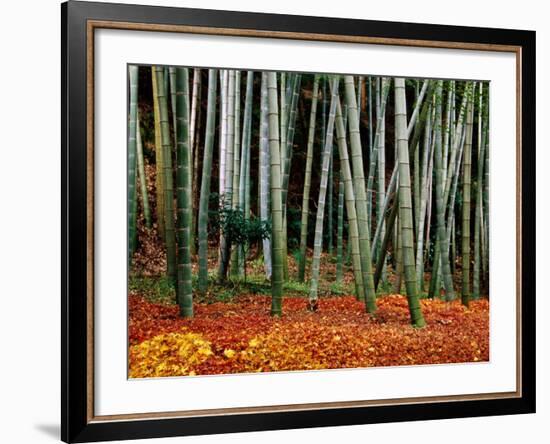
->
[[128, 294, 489, 378]]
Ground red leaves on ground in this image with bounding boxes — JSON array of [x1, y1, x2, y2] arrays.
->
[[128, 294, 489, 378]]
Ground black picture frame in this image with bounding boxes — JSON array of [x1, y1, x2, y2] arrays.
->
[[62, 1, 536, 442]]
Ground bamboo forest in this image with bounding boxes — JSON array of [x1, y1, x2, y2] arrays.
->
[[128, 66, 490, 378]]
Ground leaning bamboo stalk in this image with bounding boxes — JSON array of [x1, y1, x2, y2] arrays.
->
[[374, 192, 398, 289], [230, 71, 242, 277], [371, 164, 398, 258], [430, 122, 466, 299], [375, 78, 387, 276], [433, 80, 456, 300], [414, 113, 433, 288], [237, 71, 254, 274], [365, 78, 391, 233], [281, 74, 301, 279], [309, 76, 338, 307], [190, 73, 202, 257], [336, 171, 345, 284], [334, 97, 365, 301], [298, 75, 320, 282], [343, 75, 376, 312]]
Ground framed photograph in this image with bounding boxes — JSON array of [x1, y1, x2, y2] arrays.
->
[[62, 0, 535, 442]]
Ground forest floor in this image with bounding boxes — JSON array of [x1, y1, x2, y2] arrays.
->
[[128, 257, 489, 378]]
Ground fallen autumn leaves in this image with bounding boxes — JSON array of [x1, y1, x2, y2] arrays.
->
[[128, 294, 489, 378]]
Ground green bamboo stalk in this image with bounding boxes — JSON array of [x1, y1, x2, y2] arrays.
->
[[232, 70, 242, 211], [219, 70, 228, 197], [433, 80, 456, 300], [393, 216, 403, 294], [189, 68, 201, 154], [376, 78, 387, 283], [136, 111, 151, 229], [189, 68, 201, 257], [408, 81, 436, 166], [442, 81, 455, 184], [473, 83, 487, 300], [230, 71, 242, 277], [218, 70, 236, 281], [151, 68, 165, 240], [482, 90, 490, 288], [408, 80, 430, 138], [154, 66, 177, 282], [371, 164, 398, 258], [368, 77, 373, 154], [413, 121, 421, 243], [462, 83, 476, 307], [334, 98, 365, 301], [374, 192, 398, 289], [336, 171, 345, 283], [343, 76, 376, 313], [429, 82, 472, 299], [298, 75, 320, 282], [238, 71, 254, 275], [431, 124, 465, 299], [365, 79, 391, 234], [414, 113, 433, 288], [168, 67, 177, 142], [422, 139, 435, 293], [259, 73, 272, 279], [327, 142, 334, 255], [267, 72, 284, 317], [281, 74, 301, 279], [394, 77, 426, 328], [128, 65, 139, 265], [174, 67, 193, 317], [197, 69, 218, 294], [443, 83, 471, 212], [309, 76, 338, 307], [280, 73, 287, 166]]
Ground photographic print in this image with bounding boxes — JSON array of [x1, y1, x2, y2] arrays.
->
[[127, 67, 490, 378], [62, 3, 534, 440]]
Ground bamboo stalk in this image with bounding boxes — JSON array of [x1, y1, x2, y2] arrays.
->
[[394, 77, 426, 328], [298, 75, 320, 282], [267, 72, 284, 316], [128, 65, 139, 265], [198, 69, 217, 294], [174, 67, 193, 317], [154, 66, 177, 282]]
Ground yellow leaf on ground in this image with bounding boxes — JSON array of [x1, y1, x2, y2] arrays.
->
[[224, 349, 236, 358]]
